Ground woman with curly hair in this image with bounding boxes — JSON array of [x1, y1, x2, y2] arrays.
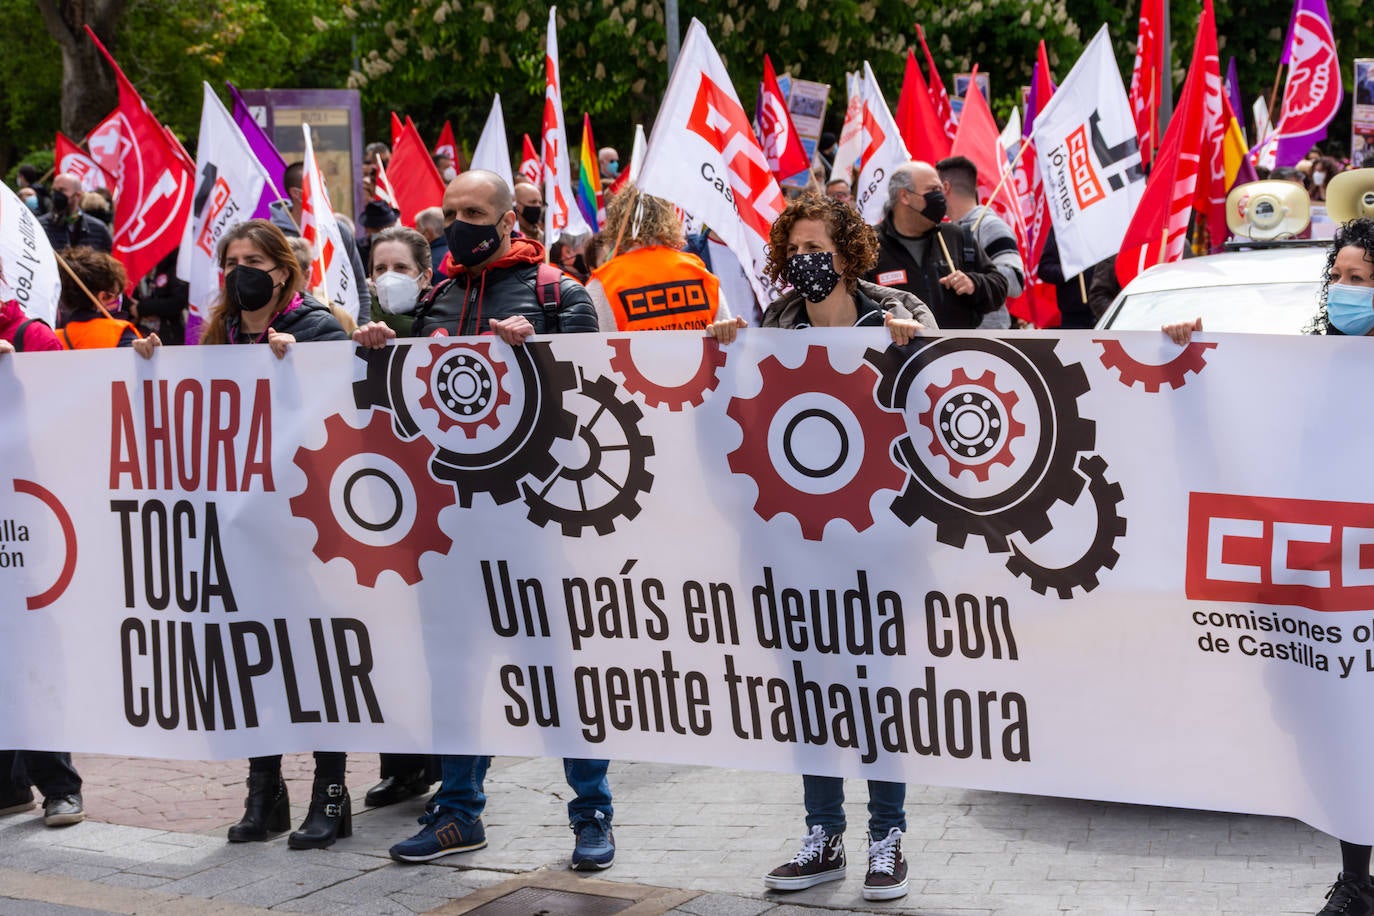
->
[[1164, 216, 1374, 916], [708, 194, 935, 904], [709, 192, 935, 343], [589, 186, 730, 331]]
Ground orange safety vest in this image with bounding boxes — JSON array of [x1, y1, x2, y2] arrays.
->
[[59, 317, 141, 350], [592, 246, 721, 331]]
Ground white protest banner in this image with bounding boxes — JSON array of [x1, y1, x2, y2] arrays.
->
[[7, 331, 1374, 845], [0, 183, 61, 325], [541, 7, 590, 243], [300, 124, 361, 321], [855, 61, 911, 224], [470, 94, 515, 190], [638, 18, 784, 308], [1032, 26, 1146, 276], [179, 83, 275, 332]]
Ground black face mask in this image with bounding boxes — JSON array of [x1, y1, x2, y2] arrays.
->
[[51, 190, 70, 214], [919, 189, 947, 224], [225, 265, 278, 312], [446, 218, 503, 268], [786, 252, 843, 303], [519, 204, 544, 226]]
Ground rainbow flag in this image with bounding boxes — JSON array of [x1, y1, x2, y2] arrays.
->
[[574, 113, 604, 231]]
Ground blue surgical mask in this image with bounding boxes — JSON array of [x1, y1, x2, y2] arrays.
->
[[23, 196, 39, 212], [1327, 283, 1374, 335]]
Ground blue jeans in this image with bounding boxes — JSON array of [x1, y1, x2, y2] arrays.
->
[[433, 755, 612, 826], [802, 775, 906, 837]]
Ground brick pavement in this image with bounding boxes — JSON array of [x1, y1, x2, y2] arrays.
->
[[0, 754, 1348, 914]]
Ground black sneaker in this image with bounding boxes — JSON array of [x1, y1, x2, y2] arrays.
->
[[42, 794, 83, 827], [1319, 872, 1374, 915], [763, 825, 845, 891], [862, 827, 909, 901], [0, 786, 35, 816]]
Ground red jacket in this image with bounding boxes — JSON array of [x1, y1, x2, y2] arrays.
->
[[0, 299, 62, 352]]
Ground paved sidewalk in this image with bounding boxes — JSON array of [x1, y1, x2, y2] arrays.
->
[[0, 753, 1342, 915]]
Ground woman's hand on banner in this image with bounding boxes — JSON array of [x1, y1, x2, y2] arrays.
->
[[132, 333, 161, 360], [1162, 317, 1203, 346], [267, 328, 296, 359], [884, 313, 922, 346], [0, 339, 12, 355], [353, 321, 397, 350], [707, 316, 748, 344]]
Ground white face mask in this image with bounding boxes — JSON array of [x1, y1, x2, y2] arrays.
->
[[374, 271, 421, 315], [1313, 171, 1327, 187]]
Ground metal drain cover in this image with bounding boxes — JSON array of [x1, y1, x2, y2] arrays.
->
[[465, 886, 635, 915]]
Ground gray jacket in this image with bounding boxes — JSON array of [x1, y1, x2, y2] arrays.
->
[[762, 279, 939, 330]]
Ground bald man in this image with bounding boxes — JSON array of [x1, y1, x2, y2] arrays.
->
[[866, 161, 1006, 328], [38, 174, 113, 253], [598, 147, 620, 189]]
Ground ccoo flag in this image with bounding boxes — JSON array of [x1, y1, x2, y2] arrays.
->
[[856, 61, 911, 225], [638, 18, 785, 308], [1272, 0, 1342, 168], [541, 7, 590, 242], [1032, 25, 1145, 276], [300, 125, 361, 320], [178, 83, 278, 339]]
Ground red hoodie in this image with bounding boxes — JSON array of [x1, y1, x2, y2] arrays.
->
[[0, 299, 62, 351], [435, 236, 548, 334]]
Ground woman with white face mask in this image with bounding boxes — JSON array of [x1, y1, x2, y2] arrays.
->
[[367, 226, 434, 338]]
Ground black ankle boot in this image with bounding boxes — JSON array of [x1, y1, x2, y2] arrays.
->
[[288, 780, 352, 850], [226, 772, 289, 842]]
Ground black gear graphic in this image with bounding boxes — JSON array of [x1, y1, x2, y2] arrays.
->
[[1004, 454, 1126, 598], [866, 337, 1096, 552], [351, 341, 578, 507], [520, 373, 655, 536]]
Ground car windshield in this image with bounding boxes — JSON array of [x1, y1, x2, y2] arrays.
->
[[1104, 282, 1318, 333]]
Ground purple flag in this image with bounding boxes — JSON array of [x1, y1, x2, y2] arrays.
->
[[1225, 58, 1246, 138], [1273, 0, 1342, 167], [227, 82, 287, 218]]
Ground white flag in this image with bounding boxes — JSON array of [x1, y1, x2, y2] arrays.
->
[[855, 61, 911, 224], [830, 71, 864, 185], [541, 7, 590, 243], [637, 18, 785, 308], [178, 83, 277, 329], [300, 124, 361, 322], [625, 123, 647, 185], [1032, 25, 1146, 276], [470, 95, 514, 189], [1000, 106, 1023, 158], [0, 183, 61, 326]]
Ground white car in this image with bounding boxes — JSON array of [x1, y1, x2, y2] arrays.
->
[[1095, 244, 1328, 334]]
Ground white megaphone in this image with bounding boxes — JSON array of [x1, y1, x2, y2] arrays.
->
[[1325, 168, 1374, 223], [1225, 180, 1311, 241]]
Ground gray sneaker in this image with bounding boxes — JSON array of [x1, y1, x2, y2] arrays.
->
[[43, 794, 84, 827]]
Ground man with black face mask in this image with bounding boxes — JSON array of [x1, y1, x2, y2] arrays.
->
[[867, 161, 1006, 329], [392, 170, 596, 340], [38, 173, 113, 254], [511, 180, 546, 243]]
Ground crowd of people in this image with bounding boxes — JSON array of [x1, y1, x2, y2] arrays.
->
[[3, 131, 1372, 911]]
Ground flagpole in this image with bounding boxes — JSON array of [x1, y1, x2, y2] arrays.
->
[[971, 138, 1032, 233], [1266, 63, 1285, 129], [54, 252, 116, 320]]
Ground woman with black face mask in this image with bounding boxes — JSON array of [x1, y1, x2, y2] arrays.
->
[[199, 220, 348, 352], [708, 193, 937, 343], [198, 220, 350, 850], [707, 194, 937, 904]]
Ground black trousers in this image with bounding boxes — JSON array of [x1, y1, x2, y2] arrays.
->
[[0, 751, 82, 798], [248, 753, 346, 782]]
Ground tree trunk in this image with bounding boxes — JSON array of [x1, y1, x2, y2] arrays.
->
[[36, 0, 129, 140]]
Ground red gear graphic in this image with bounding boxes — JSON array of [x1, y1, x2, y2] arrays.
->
[[1094, 338, 1217, 392], [725, 347, 906, 541], [417, 343, 512, 436], [607, 337, 727, 410], [289, 411, 455, 587], [917, 366, 1026, 483]]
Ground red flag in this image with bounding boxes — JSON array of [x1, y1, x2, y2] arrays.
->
[[894, 49, 951, 164], [389, 119, 446, 226], [1129, 0, 1165, 167], [374, 156, 399, 211], [916, 25, 958, 143], [1117, 0, 1220, 285], [433, 121, 457, 161], [518, 133, 542, 185], [54, 132, 114, 191], [390, 112, 403, 150], [757, 55, 811, 181], [84, 27, 192, 290]]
